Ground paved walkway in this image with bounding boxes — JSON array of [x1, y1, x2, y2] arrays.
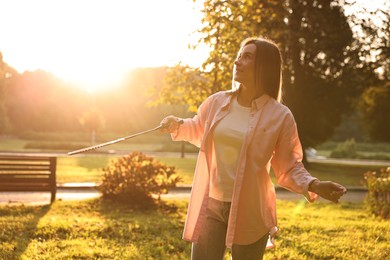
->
[[0, 185, 367, 206]]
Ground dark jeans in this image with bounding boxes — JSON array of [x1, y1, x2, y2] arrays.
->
[[191, 197, 268, 260]]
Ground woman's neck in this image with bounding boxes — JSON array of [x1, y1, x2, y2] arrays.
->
[[237, 86, 262, 107]]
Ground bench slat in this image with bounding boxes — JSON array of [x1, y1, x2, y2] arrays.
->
[[0, 156, 52, 160], [0, 168, 50, 174], [0, 183, 52, 187], [0, 167, 51, 171], [0, 177, 50, 182], [0, 162, 50, 166], [0, 173, 52, 177], [0, 186, 53, 191]]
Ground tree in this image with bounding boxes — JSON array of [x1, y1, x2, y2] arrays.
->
[[5, 70, 87, 134], [153, 1, 286, 112], [359, 83, 390, 142], [155, 0, 366, 163], [344, 0, 390, 142], [0, 52, 16, 135], [282, 0, 355, 153], [150, 64, 210, 113], [344, 0, 390, 82]]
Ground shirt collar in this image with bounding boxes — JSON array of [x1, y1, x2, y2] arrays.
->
[[252, 94, 271, 110], [221, 91, 234, 110], [225, 90, 271, 111]]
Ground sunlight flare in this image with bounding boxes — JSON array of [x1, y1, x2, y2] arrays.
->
[[0, 0, 208, 92]]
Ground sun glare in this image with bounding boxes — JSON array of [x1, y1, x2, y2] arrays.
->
[[0, 0, 208, 92]]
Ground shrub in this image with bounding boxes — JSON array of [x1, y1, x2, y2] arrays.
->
[[363, 167, 390, 219], [329, 138, 358, 158], [98, 152, 182, 206]]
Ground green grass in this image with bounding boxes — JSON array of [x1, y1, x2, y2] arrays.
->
[[55, 155, 196, 185], [0, 138, 27, 150], [56, 155, 118, 183], [0, 198, 190, 259], [268, 200, 389, 259], [0, 199, 388, 259]]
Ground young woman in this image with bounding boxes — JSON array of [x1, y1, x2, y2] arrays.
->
[[161, 37, 347, 260]]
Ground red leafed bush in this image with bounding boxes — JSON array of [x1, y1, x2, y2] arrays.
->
[[98, 152, 182, 205], [363, 167, 390, 219]]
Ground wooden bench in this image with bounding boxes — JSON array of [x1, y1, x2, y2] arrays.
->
[[0, 155, 57, 203]]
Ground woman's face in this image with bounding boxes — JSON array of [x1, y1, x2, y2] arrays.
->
[[233, 43, 256, 87]]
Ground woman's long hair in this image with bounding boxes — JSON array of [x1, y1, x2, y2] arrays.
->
[[232, 37, 283, 102]]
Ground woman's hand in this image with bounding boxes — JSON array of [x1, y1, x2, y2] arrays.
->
[[309, 180, 347, 203], [160, 116, 183, 133]]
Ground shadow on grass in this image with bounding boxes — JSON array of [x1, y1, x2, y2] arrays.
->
[[87, 197, 189, 258], [0, 197, 190, 259], [0, 204, 51, 259]]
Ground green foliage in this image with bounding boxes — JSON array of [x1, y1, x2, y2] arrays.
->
[[329, 138, 358, 159], [348, 2, 390, 81], [153, 0, 373, 152], [363, 167, 390, 219], [153, 0, 287, 110], [0, 52, 13, 135], [359, 83, 390, 142], [98, 152, 182, 205], [149, 64, 211, 113]]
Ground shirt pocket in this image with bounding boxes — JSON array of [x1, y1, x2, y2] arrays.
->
[[248, 128, 278, 164]]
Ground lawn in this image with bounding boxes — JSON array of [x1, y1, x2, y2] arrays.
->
[[0, 199, 388, 259], [56, 155, 118, 183], [55, 155, 197, 185]]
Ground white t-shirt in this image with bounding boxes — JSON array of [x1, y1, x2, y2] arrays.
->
[[210, 96, 250, 201]]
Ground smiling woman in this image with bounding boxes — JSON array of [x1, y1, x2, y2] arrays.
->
[[0, 0, 208, 92]]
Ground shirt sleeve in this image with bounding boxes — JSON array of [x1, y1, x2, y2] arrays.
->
[[271, 110, 318, 202], [170, 95, 213, 148]]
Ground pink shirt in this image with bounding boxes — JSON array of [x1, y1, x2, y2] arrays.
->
[[172, 90, 318, 248]]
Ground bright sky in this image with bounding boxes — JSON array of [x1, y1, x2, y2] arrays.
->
[[0, 0, 208, 91], [0, 0, 386, 92]]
